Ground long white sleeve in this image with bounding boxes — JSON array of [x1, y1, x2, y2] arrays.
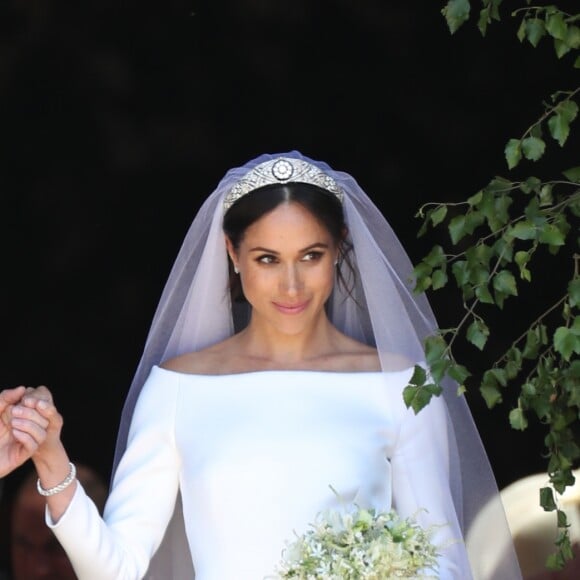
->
[[47, 369, 181, 580], [389, 392, 473, 579]]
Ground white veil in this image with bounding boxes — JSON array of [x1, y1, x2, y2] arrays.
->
[[111, 150, 521, 579]]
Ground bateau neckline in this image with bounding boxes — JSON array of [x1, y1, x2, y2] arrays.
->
[[152, 364, 417, 378]]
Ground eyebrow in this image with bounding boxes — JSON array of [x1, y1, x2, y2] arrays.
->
[[248, 242, 330, 254]]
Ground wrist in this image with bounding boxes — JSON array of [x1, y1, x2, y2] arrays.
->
[[37, 462, 76, 496], [32, 444, 71, 484]]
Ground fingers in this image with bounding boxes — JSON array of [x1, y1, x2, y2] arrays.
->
[[0, 387, 27, 427], [11, 404, 50, 431], [0, 386, 27, 410], [22, 385, 54, 407], [1, 385, 63, 445], [0, 385, 53, 425], [11, 415, 48, 453], [21, 397, 64, 443]]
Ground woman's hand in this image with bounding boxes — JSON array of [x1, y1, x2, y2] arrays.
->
[[0, 386, 50, 477], [18, 385, 64, 460], [21, 387, 77, 516]]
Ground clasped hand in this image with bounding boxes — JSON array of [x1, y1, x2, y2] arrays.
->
[[0, 385, 61, 478]]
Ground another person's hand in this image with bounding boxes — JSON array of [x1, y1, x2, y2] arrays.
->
[[18, 385, 64, 462], [0, 386, 49, 477]]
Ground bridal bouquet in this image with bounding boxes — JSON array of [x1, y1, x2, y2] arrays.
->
[[272, 504, 440, 579]]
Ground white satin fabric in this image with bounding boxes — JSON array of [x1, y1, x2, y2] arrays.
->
[[48, 366, 471, 579]]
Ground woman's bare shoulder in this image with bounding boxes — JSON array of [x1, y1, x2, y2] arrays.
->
[[334, 334, 413, 372], [160, 338, 237, 375]]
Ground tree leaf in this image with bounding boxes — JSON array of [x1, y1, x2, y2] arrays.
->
[[566, 25, 580, 49], [467, 190, 483, 206], [424, 335, 447, 365], [540, 486, 557, 511], [510, 220, 537, 240], [493, 270, 518, 296], [478, 6, 490, 36], [538, 223, 566, 246], [403, 384, 442, 414], [449, 214, 468, 244], [563, 166, 580, 182], [523, 328, 540, 359], [430, 358, 451, 383], [568, 278, 580, 307], [423, 244, 446, 268], [517, 18, 526, 42], [430, 206, 448, 227], [480, 382, 502, 408], [522, 136, 546, 161], [432, 268, 448, 290], [452, 260, 469, 286], [546, 12, 567, 41], [515, 250, 532, 281], [557, 99, 579, 123], [509, 407, 528, 431], [448, 362, 471, 384], [442, 0, 471, 34], [548, 113, 570, 146], [538, 184, 553, 207], [554, 38, 571, 59], [505, 138, 522, 169], [554, 326, 580, 361], [525, 17, 546, 47], [408, 364, 427, 387], [475, 284, 495, 303], [467, 319, 489, 350], [520, 176, 542, 194]]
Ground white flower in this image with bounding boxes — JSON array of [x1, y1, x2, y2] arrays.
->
[[271, 503, 441, 579]]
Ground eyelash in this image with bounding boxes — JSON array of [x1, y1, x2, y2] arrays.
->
[[256, 251, 325, 265]]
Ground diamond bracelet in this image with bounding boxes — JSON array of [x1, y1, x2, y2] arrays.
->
[[37, 462, 77, 496]]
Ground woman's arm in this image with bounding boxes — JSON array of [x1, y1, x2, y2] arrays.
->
[[12, 370, 182, 580]]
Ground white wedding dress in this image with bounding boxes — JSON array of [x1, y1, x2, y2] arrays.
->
[[48, 365, 472, 579]]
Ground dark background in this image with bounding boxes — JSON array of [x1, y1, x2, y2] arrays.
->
[[0, 0, 577, 500]]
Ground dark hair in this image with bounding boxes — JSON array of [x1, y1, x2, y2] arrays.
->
[[223, 182, 355, 302]]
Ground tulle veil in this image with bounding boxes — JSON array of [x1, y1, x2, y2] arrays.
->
[[111, 151, 521, 579]]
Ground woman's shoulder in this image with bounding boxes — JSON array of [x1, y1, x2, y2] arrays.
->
[[160, 337, 240, 375], [330, 333, 413, 372]]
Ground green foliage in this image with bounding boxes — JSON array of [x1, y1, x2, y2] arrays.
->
[[414, 1, 580, 570]]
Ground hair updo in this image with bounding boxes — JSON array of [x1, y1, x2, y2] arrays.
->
[[222, 182, 354, 302]]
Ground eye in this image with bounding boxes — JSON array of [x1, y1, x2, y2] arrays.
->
[[256, 254, 278, 264], [302, 251, 324, 262]]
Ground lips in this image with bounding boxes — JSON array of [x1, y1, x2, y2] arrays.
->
[[272, 300, 310, 315]]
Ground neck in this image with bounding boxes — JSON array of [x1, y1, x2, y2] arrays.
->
[[239, 312, 338, 365]]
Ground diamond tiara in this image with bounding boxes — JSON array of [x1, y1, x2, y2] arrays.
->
[[223, 157, 343, 212]]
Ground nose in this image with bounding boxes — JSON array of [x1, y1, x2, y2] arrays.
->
[[280, 264, 303, 297]]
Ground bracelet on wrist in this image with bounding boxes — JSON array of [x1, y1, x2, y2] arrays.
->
[[37, 462, 77, 497]]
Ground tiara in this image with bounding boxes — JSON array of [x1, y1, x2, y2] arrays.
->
[[223, 157, 343, 212]]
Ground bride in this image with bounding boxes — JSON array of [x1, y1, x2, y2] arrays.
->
[[0, 152, 521, 579]]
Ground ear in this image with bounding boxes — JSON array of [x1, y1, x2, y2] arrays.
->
[[225, 236, 238, 267]]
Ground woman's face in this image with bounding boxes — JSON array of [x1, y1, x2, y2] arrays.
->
[[226, 201, 339, 336]]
